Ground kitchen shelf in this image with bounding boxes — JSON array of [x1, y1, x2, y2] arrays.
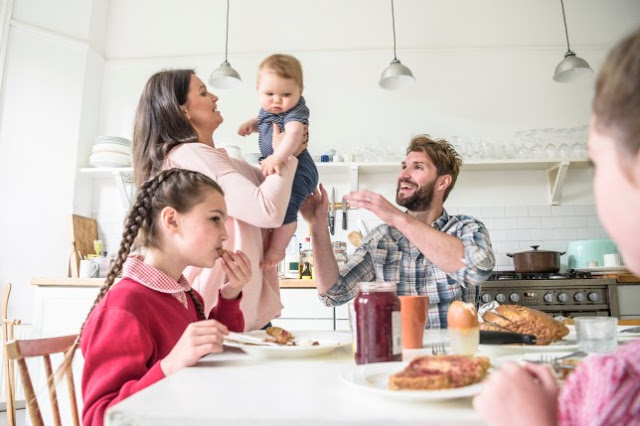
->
[[79, 158, 590, 207]]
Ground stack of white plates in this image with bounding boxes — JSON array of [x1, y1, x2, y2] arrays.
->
[[90, 136, 132, 168]]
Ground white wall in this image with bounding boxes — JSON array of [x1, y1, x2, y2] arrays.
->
[[0, 0, 107, 325]]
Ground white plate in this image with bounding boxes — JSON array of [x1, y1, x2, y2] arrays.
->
[[573, 265, 629, 274], [224, 330, 351, 358], [618, 326, 640, 342], [340, 362, 485, 401], [478, 337, 578, 356], [492, 351, 578, 368]]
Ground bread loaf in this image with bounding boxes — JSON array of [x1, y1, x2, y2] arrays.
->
[[480, 305, 569, 344]]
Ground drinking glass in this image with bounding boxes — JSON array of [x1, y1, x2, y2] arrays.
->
[[574, 316, 618, 354]]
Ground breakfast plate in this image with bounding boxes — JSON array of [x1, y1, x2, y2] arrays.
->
[[478, 337, 578, 356], [339, 362, 485, 401], [573, 265, 629, 274], [223, 330, 351, 358], [491, 351, 579, 368], [618, 326, 640, 342]]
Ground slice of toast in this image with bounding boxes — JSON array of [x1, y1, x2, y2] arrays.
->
[[389, 355, 491, 390]]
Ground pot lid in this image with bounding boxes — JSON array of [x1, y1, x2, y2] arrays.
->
[[508, 245, 566, 255]]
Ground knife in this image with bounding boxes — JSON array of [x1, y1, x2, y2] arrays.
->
[[620, 326, 640, 333], [479, 330, 537, 345], [329, 187, 336, 235], [341, 196, 348, 230]]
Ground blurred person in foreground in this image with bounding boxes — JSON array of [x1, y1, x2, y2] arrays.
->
[[474, 27, 640, 426], [300, 135, 495, 328]]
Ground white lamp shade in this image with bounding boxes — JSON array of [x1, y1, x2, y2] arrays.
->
[[209, 61, 242, 89], [553, 51, 592, 83], [379, 60, 415, 90]]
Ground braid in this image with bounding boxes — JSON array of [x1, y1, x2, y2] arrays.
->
[[187, 289, 206, 320], [58, 169, 182, 377]]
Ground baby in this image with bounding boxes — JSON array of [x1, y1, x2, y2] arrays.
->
[[239, 54, 318, 268]]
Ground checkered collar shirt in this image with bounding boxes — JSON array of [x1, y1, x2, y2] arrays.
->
[[320, 209, 495, 329], [122, 256, 192, 309]]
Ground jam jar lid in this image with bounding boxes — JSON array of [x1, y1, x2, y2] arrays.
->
[[357, 281, 398, 292]]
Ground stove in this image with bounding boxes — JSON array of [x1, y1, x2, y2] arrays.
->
[[480, 271, 620, 318]]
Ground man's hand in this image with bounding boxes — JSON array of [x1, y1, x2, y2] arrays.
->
[[300, 184, 329, 226], [272, 123, 308, 157], [345, 190, 403, 227]]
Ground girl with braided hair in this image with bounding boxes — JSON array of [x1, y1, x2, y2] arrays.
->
[[133, 69, 305, 331], [70, 168, 250, 426]]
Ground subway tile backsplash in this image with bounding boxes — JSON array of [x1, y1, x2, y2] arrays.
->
[[301, 204, 608, 273]]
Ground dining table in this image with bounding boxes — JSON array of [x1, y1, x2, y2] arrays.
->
[[104, 329, 487, 426]]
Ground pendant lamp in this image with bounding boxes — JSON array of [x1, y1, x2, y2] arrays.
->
[[209, 0, 242, 89], [553, 0, 592, 83], [379, 0, 415, 90]]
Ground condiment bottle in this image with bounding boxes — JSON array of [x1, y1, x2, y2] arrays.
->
[[353, 282, 402, 364], [332, 241, 348, 268]]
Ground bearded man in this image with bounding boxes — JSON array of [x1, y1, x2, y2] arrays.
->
[[300, 134, 494, 328]]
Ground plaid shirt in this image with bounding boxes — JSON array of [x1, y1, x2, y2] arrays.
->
[[319, 210, 495, 329]]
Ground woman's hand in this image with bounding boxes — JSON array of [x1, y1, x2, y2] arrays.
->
[[473, 362, 559, 426], [219, 250, 251, 300], [160, 319, 228, 376], [272, 123, 308, 156], [299, 183, 329, 226]]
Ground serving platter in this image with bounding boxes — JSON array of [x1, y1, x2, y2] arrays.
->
[[223, 330, 351, 358], [340, 362, 485, 401], [478, 336, 578, 356]]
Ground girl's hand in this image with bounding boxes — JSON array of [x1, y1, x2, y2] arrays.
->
[[260, 155, 284, 176], [238, 118, 257, 136], [220, 250, 251, 300], [473, 362, 559, 426], [160, 319, 228, 376]]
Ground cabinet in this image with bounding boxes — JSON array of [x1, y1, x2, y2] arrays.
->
[[80, 158, 590, 207]]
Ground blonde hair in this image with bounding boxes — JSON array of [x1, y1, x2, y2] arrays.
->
[[407, 135, 462, 202], [258, 54, 303, 88], [59, 169, 223, 376]]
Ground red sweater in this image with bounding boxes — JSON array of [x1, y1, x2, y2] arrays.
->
[[81, 278, 244, 426]]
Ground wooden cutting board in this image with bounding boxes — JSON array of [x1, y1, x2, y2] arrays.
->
[[70, 214, 98, 260]]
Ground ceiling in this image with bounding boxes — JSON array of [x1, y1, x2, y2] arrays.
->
[[105, 0, 640, 60]]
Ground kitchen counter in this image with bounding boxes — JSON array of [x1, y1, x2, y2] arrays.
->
[[31, 277, 317, 288]]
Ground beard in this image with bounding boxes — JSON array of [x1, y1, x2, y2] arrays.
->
[[396, 179, 436, 212]]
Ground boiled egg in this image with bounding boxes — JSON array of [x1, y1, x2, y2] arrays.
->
[[447, 301, 479, 329]]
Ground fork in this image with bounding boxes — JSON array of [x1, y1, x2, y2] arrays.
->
[[431, 341, 447, 355]]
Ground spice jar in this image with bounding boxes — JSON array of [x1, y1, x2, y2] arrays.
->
[[353, 282, 402, 364], [332, 241, 348, 268]]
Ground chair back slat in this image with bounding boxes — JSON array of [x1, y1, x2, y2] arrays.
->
[[6, 334, 79, 426]]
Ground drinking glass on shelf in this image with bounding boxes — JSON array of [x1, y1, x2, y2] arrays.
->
[[558, 143, 570, 159], [570, 142, 586, 159], [544, 143, 558, 159]]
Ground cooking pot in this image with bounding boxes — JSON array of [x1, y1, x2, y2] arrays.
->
[[507, 245, 566, 273]]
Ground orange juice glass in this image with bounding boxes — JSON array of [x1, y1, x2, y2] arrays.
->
[[399, 295, 429, 349]]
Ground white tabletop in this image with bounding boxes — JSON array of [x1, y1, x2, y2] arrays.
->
[[104, 330, 485, 426]]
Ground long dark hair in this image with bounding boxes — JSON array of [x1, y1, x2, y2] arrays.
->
[[132, 69, 200, 187], [60, 168, 224, 376]]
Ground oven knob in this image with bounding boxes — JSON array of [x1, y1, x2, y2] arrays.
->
[[574, 292, 585, 302], [496, 293, 506, 303], [544, 293, 554, 303], [588, 292, 600, 302], [509, 293, 521, 303], [481, 293, 492, 303], [558, 293, 569, 303]]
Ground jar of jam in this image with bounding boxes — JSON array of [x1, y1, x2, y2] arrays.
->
[[353, 282, 402, 364]]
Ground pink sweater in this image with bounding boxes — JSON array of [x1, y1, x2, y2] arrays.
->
[[81, 278, 243, 426], [558, 339, 640, 425], [165, 143, 297, 330]]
